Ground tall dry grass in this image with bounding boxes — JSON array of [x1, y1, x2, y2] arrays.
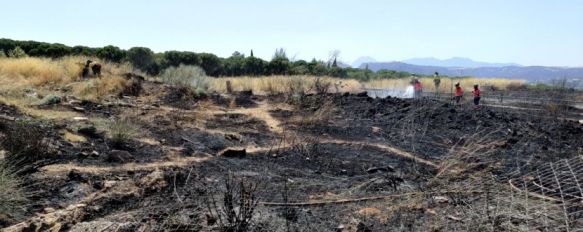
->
[[0, 56, 132, 86], [364, 77, 526, 93], [210, 76, 362, 94], [70, 76, 130, 100], [210, 76, 525, 95]]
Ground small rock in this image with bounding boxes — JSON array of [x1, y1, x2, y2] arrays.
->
[[356, 222, 372, 232], [68, 169, 87, 182], [68, 100, 82, 105], [218, 148, 246, 158], [366, 166, 394, 174], [0, 115, 15, 121], [73, 117, 89, 121], [447, 215, 462, 221], [336, 224, 345, 232], [433, 196, 449, 203], [90, 151, 100, 157], [44, 207, 56, 213], [72, 107, 85, 112], [77, 152, 89, 159], [106, 150, 135, 163], [103, 180, 117, 189], [77, 125, 98, 137], [355, 92, 368, 97], [426, 209, 437, 215]]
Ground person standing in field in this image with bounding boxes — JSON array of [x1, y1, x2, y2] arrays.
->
[[472, 84, 481, 108], [414, 79, 423, 98], [454, 82, 463, 104]]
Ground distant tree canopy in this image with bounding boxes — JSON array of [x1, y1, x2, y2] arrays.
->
[[0, 38, 419, 80], [97, 45, 126, 63]]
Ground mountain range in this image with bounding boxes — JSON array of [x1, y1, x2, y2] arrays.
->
[[355, 57, 583, 83], [401, 57, 520, 68]]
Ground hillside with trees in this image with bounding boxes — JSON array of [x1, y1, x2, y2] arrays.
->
[[0, 38, 414, 81]]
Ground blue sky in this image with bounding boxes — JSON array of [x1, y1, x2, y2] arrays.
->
[[1, 0, 582, 66]]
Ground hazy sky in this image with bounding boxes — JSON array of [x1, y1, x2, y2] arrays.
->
[[2, 0, 582, 66]]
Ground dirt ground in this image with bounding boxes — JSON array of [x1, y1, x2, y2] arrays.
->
[[1, 79, 582, 231]]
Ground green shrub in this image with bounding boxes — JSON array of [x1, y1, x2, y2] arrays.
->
[[7, 46, 27, 58], [0, 49, 6, 58], [37, 94, 62, 105], [161, 64, 210, 93]]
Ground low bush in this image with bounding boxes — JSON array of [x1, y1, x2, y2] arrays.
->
[[206, 176, 259, 232], [108, 117, 137, 147], [0, 163, 28, 222], [0, 120, 48, 174], [161, 64, 210, 96]]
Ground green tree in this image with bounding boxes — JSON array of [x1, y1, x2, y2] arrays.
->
[[161, 51, 200, 69], [223, 51, 245, 76], [72, 46, 95, 56], [97, 45, 126, 62], [290, 60, 309, 75], [7, 46, 27, 58], [127, 47, 154, 71], [45, 44, 72, 58], [307, 58, 327, 76], [198, 53, 222, 76], [243, 56, 267, 76], [269, 48, 289, 75]]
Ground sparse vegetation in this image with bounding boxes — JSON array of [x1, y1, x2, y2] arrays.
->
[[161, 64, 210, 93], [108, 117, 137, 147], [0, 120, 49, 175], [207, 176, 259, 232], [0, 38, 581, 231], [0, 163, 28, 222]]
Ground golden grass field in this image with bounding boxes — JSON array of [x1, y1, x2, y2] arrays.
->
[[0, 56, 527, 118], [0, 56, 134, 98], [363, 77, 526, 93]]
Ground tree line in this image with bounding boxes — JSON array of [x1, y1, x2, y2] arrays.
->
[[0, 38, 414, 80]]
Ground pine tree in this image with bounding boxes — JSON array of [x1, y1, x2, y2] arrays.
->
[[332, 58, 338, 67], [250, 49, 254, 57]]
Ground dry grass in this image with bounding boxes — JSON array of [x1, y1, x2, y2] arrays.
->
[[0, 56, 133, 86], [364, 77, 526, 93], [70, 75, 130, 100], [0, 163, 28, 216], [210, 76, 362, 94], [0, 56, 135, 119], [211, 76, 526, 96]]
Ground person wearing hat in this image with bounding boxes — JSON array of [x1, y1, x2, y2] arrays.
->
[[454, 82, 463, 104], [472, 84, 481, 108]]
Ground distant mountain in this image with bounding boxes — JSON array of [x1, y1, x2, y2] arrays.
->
[[359, 62, 583, 83], [337, 61, 351, 68], [352, 56, 376, 68], [402, 57, 521, 68]]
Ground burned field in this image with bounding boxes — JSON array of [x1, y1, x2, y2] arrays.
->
[[1, 80, 582, 231]]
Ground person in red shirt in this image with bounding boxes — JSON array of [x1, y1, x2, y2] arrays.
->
[[454, 82, 463, 104], [413, 79, 423, 98], [472, 84, 481, 108]]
